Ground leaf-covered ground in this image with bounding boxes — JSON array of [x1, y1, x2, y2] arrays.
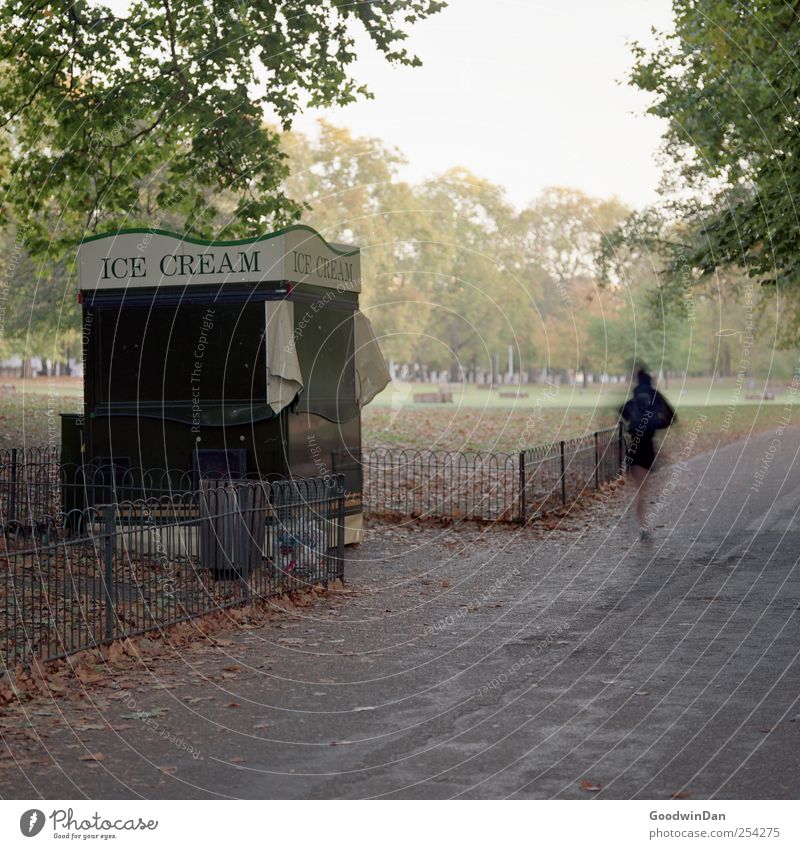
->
[[362, 401, 797, 456], [0, 386, 80, 451]]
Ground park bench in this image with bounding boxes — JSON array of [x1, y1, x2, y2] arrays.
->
[[413, 392, 453, 403]]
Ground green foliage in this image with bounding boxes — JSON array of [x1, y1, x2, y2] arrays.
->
[[618, 0, 800, 340], [0, 0, 445, 261]]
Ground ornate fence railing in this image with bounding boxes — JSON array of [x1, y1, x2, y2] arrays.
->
[[363, 424, 625, 524], [0, 425, 626, 534], [1, 476, 345, 666]]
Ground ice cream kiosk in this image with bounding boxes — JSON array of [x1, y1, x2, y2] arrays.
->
[[66, 225, 389, 543]]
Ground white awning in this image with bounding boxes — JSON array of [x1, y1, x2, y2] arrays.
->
[[354, 311, 391, 408], [266, 300, 303, 415]]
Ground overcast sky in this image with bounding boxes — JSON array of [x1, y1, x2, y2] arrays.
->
[[292, 0, 675, 211]]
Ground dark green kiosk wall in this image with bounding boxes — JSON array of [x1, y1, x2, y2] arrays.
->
[[79, 282, 362, 499]]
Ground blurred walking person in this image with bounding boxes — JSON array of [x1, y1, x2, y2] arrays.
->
[[620, 368, 675, 541]]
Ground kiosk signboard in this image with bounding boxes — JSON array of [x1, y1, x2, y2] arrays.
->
[[78, 225, 361, 292]]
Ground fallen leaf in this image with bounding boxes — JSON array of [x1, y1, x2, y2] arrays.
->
[[441, 580, 450, 588], [79, 752, 106, 762], [227, 702, 241, 708], [633, 690, 650, 697], [159, 766, 177, 774], [106, 642, 127, 664], [580, 779, 602, 792], [671, 791, 691, 799], [75, 665, 104, 685]]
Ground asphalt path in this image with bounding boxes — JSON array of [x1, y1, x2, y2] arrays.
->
[[2, 425, 799, 799]]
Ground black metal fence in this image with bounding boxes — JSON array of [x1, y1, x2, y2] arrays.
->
[[0, 447, 61, 526], [1, 426, 625, 534], [0, 425, 624, 665], [363, 424, 625, 524], [1, 476, 345, 666]]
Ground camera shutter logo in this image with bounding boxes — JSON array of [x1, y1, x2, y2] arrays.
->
[[19, 809, 46, 837]]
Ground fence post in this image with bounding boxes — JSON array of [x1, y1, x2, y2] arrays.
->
[[337, 474, 346, 581], [594, 431, 600, 489], [102, 503, 116, 642], [236, 485, 251, 602], [560, 441, 566, 505], [8, 447, 17, 523], [617, 422, 625, 474], [518, 452, 526, 526]]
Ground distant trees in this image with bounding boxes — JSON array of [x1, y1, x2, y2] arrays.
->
[[1, 116, 794, 381], [287, 124, 778, 385]]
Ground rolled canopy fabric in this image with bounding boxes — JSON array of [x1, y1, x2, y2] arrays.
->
[[354, 310, 391, 408], [266, 300, 304, 415]]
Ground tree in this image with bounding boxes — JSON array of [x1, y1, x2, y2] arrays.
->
[[620, 0, 800, 339], [282, 121, 431, 368], [412, 168, 529, 382], [521, 188, 629, 383], [0, 0, 445, 261]]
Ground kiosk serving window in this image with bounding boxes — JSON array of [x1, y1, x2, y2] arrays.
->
[[94, 302, 267, 407]]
